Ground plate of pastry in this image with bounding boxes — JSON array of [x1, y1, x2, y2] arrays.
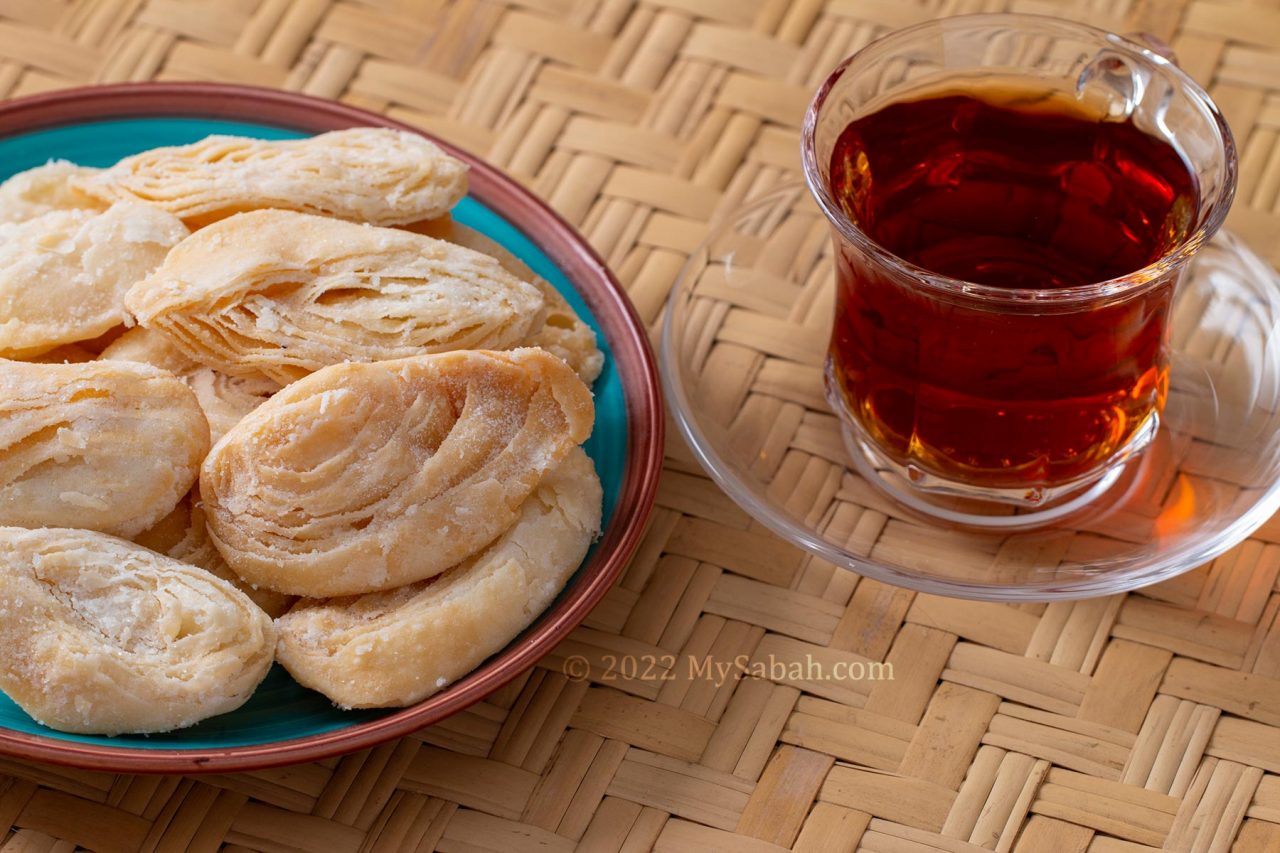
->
[[0, 84, 662, 771]]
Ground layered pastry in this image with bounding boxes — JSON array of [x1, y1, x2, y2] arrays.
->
[[0, 161, 104, 224], [75, 128, 469, 227], [276, 448, 601, 707], [101, 327, 278, 444], [0, 527, 275, 734], [0, 202, 187, 358], [125, 210, 547, 383], [201, 348, 594, 596], [0, 359, 208, 537]]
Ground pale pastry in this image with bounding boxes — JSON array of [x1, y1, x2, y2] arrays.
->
[[527, 279, 606, 385], [99, 326, 198, 375], [186, 369, 279, 445], [0, 360, 209, 537], [0, 527, 274, 735], [102, 327, 278, 444], [135, 493, 295, 618], [0, 161, 104, 224], [125, 210, 548, 384], [0, 203, 188, 358], [75, 128, 468, 228], [276, 448, 601, 708], [407, 216, 604, 383], [201, 348, 595, 596]]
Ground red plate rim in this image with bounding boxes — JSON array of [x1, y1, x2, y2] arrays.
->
[[0, 82, 664, 774]]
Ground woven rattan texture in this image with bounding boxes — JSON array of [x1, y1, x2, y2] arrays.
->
[[1, 1, 1279, 851]]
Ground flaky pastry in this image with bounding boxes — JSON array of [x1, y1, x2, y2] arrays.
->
[[102, 327, 278, 444], [126, 210, 548, 384], [186, 369, 280, 445], [0, 527, 275, 734], [406, 216, 604, 383], [99, 325, 198, 374], [74, 128, 468, 227], [0, 359, 209, 537], [276, 447, 601, 707], [0, 203, 188, 358], [0, 161, 104, 224], [135, 493, 295, 618], [201, 348, 594, 596]]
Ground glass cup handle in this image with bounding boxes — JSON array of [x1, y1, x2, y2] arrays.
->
[[1077, 33, 1178, 120], [1125, 32, 1178, 65]]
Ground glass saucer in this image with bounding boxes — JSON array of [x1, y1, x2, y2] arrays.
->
[[661, 183, 1280, 601]]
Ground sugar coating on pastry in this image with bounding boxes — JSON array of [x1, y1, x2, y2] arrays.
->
[[276, 447, 601, 708], [0, 161, 105, 224], [0, 527, 275, 735], [126, 209, 548, 384], [135, 493, 295, 618], [102, 327, 279, 444], [75, 128, 468, 227], [0, 202, 188, 358], [0, 359, 210, 537], [201, 348, 595, 597], [406, 216, 604, 383]]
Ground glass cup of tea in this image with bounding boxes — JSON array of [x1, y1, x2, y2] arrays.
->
[[801, 14, 1236, 520]]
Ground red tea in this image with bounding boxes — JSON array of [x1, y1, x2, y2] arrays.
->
[[826, 89, 1198, 489]]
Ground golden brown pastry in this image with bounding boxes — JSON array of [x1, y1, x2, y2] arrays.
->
[[276, 447, 601, 707], [101, 327, 278, 444], [75, 128, 468, 228], [75, 325, 130, 356], [0, 203, 188, 358], [135, 493, 295, 618], [125, 210, 548, 384], [0, 161, 104, 224], [19, 328, 129, 365], [26, 343, 97, 364], [132, 498, 191, 554], [407, 216, 603, 383], [0, 359, 209, 537], [201, 348, 594, 596], [0, 527, 275, 735]]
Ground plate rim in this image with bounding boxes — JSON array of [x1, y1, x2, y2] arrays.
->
[[0, 82, 664, 773]]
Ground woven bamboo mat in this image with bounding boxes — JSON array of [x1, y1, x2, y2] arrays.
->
[[0, 1, 1278, 851]]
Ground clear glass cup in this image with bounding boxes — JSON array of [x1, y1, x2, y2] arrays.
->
[[801, 14, 1236, 519]]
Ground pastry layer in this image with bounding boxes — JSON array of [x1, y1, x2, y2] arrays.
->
[[276, 447, 601, 707], [0, 527, 275, 734], [75, 128, 468, 227], [405, 216, 604, 384], [135, 492, 296, 618], [0, 161, 104, 224], [201, 348, 594, 596], [0, 202, 187, 358], [101, 327, 278, 444], [0, 359, 209, 537], [126, 210, 547, 384]]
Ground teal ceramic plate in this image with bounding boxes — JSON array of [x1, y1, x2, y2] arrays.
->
[[0, 84, 662, 772]]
